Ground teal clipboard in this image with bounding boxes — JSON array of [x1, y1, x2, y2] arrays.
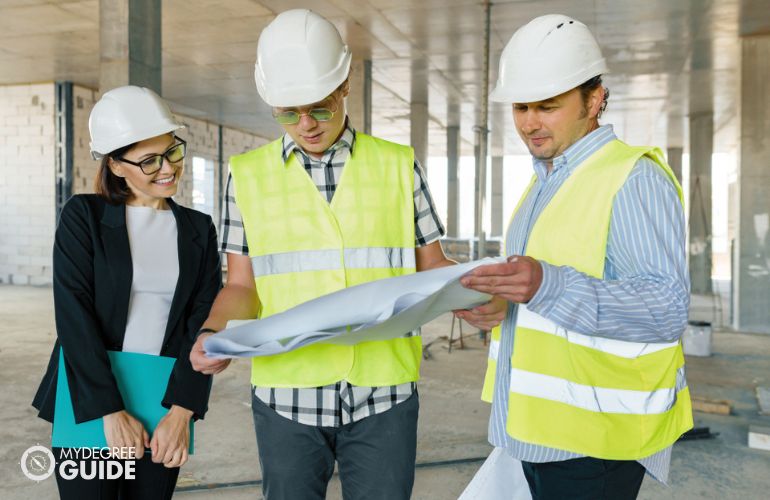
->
[[52, 349, 194, 453]]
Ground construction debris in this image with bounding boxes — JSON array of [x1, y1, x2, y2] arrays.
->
[[678, 427, 719, 441], [756, 387, 770, 416], [691, 395, 732, 415], [748, 425, 770, 451]]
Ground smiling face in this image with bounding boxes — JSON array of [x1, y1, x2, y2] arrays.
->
[[108, 133, 183, 208], [512, 85, 604, 167], [275, 80, 349, 158]]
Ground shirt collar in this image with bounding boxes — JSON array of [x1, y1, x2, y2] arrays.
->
[[531, 124, 616, 179], [281, 119, 356, 163]]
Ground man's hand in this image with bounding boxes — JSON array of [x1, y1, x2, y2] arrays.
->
[[460, 256, 543, 304], [103, 410, 149, 457], [190, 332, 231, 375], [454, 296, 507, 331], [150, 405, 192, 468]]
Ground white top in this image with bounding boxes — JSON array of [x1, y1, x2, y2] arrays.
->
[[122, 206, 179, 355]]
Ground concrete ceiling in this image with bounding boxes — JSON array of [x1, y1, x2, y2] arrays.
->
[[1, 0, 768, 156]]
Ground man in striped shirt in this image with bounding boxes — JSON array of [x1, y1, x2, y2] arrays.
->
[[458, 15, 690, 500]]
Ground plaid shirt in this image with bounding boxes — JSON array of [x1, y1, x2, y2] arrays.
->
[[220, 122, 445, 427]]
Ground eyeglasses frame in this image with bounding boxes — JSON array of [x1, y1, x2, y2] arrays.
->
[[115, 137, 187, 175], [271, 93, 341, 125]]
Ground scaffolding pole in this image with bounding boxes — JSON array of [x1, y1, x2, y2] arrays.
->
[[474, 0, 491, 259]]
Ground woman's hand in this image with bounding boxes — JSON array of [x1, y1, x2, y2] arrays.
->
[[150, 405, 193, 468], [103, 410, 150, 458]]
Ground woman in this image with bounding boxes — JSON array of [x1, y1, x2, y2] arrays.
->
[[32, 85, 221, 499]]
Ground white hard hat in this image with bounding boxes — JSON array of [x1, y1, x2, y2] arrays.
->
[[490, 14, 608, 103], [255, 9, 352, 107], [89, 86, 184, 158]]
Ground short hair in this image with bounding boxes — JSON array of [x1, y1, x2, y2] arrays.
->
[[579, 75, 609, 118], [94, 142, 135, 205]]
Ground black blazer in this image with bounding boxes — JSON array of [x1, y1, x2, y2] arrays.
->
[[32, 194, 222, 424]]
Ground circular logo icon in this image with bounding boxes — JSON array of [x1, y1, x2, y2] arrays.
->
[[20, 445, 56, 481]]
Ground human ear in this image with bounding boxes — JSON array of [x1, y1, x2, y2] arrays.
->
[[588, 86, 605, 119], [108, 158, 125, 178], [340, 77, 351, 98]]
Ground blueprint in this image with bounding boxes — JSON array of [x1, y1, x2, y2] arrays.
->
[[458, 447, 531, 500], [204, 257, 504, 358]]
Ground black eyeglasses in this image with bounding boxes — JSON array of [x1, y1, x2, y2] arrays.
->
[[117, 138, 187, 175]]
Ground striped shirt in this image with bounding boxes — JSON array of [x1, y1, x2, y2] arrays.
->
[[490, 125, 689, 484], [220, 122, 445, 427]]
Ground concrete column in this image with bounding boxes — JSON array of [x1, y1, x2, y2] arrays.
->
[[446, 124, 460, 237], [667, 147, 683, 184], [347, 59, 372, 134], [490, 105, 505, 237], [688, 112, 713, 294], [99, 0, 162, 94], [491, 156, 504, 237], [410, 60, 429, 169], [734, 35, 770, 333]]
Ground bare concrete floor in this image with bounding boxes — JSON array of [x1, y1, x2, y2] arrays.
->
[[1, 285, 769, 499]]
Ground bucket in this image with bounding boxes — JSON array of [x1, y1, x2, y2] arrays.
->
[[682, 320, 712, 357]]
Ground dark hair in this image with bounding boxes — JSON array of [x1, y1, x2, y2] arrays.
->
[[94, 142, 135, 205], [579, 75, 610, 118]]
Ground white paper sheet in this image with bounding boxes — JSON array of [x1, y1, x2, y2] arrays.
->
[[204, 257, 504, 358], [459, 447, 532, 500]]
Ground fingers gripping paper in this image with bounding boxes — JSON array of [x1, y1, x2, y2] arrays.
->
[[204, 257, 504, 358]]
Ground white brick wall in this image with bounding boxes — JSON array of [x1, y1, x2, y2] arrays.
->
[[223, 127, 268, 159], [0, 83, 56, 285], [175, 115, 219, 208], [0, 83, 269, 285], [176, 116, 267, 225]]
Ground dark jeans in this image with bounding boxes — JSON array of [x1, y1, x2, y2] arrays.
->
[[251, 390, 419, 500], [53, 447, 180, 500], [522, 457, 646, 500]]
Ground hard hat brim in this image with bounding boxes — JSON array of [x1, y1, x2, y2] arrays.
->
[[90, 121, 185, 157], [255, 50, 352, 108], [490, 59, 608, 103]]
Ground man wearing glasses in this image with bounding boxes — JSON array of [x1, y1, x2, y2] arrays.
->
[[189, 8, 456, 500]]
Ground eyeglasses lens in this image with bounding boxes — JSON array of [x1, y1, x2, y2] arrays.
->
[[273, 108, 334, 125], [140, 143, 186, 174]]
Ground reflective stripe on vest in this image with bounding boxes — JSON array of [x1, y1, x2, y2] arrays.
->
[[488, 339, 500, 361], [251, 247, 416, 277], [517, 305, 679, 359], [509, 366, 687, 415]]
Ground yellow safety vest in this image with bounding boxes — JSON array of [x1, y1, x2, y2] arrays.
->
[[481, 139, 693, 460], [481, 178, 533, 404], [229, 133, 422, 388]]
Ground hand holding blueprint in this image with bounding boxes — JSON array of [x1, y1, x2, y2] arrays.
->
[[204, 257, 504, 358]]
